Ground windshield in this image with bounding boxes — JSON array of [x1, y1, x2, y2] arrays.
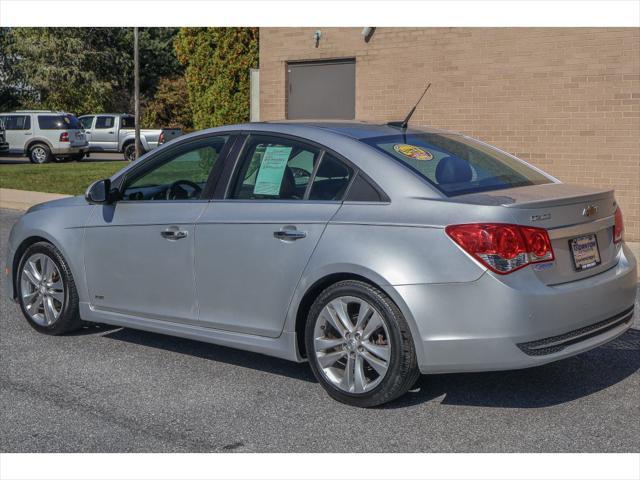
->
[[361, 132, 552, 196]]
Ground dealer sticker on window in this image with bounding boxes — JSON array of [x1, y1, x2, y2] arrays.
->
[[393, 144, 434, 161]]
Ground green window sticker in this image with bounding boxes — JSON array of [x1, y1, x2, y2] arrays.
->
[[254, 146, 292, 195]]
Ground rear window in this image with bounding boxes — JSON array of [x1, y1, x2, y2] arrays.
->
[[361, 132, 551, 196], [38, 114, 82, 130]]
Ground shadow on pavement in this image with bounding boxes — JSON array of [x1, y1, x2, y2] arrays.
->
[[100, 324, 639, 409], [103, 327, 316, 383], [384, 328, 640, 409]]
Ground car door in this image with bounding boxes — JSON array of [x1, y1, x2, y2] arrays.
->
[[79, 116, 95, 147], [194, 134, 354, 337], [91, 115, 117, 151], [83, 134, 232, 323], [2, 115, 32, 154]]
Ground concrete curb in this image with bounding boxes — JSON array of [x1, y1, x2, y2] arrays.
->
[[0, 188, 71, 212]]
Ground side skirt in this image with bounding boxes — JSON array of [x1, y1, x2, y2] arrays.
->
[[80, 303, 304, 363]]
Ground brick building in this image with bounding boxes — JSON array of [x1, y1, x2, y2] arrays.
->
[[258, 28, 640, 240]]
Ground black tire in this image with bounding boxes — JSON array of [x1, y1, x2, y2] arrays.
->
[[16, 242, 82, 335], [305, 280, 420, 407], [123, 143, 141, 161], [28, 143, 52, 164], [71, 153, 85, 162]]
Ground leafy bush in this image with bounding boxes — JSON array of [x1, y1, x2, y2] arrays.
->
[[142, 76, 193, 131], [174, 28, 258, 129]]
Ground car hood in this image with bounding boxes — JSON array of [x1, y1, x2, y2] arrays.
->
[[26, 195, 88, 214]]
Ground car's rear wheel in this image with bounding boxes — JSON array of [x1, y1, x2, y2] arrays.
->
[[123, 143, 141, 161], [305, 280, 419, 407], [28, 144, 51, 164], [17, 242, 82, 335]]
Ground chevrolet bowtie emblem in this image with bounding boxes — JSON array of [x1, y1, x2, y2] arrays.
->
[[582, 205, 598, 217]]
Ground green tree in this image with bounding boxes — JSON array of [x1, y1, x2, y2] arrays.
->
[[174, 28, 258, 129], [4, 27, 183, 115], [142, 76, 193, 130]]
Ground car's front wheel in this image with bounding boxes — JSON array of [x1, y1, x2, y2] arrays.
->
[[305, 280, 420, 407], [17, 242, 82, 335]]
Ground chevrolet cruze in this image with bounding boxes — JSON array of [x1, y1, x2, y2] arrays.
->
[[5, 122, 637, 407]]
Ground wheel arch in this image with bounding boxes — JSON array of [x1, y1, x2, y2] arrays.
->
[[290, 268, 423, 363], [11, 235, 52, 300], [24, 138, 53, 155]]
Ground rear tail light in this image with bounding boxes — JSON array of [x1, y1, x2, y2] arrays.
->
[[445, 223, 554, 274], [59, 132, 69, 142], [614, 207, 624, 244], [158, 132, 165, 144]]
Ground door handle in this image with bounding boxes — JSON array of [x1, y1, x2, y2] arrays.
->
[[273, 229, 307, 241], [161, 227, 188, 240], [108, 131, 114, 134]]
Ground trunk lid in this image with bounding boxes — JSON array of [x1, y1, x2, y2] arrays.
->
[[454, 183, 620, 285]]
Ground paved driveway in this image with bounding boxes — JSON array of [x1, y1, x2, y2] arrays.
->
[[0, 153, 123, 164], [0, 208, 638, 452]]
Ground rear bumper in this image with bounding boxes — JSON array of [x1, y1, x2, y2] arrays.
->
[[51, 146, 89, 156], [396, 244, 637, 374]]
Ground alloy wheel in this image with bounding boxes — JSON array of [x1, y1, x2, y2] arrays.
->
[[31, 147, 47, 163], [20, 253, 65, 326], [312, 296, 391, 394]]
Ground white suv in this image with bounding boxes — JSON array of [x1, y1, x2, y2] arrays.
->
[[0, 110, 89, 164]]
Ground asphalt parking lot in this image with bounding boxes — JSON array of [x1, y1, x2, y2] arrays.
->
[[0, 207, 638, 453]]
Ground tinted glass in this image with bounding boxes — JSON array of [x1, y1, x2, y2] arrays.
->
[[95, 116, 115, 129], [79, 116, 94, 129], [362, 133, 551, 196], [38, 115, 81, 130], [121, 116, 135, 128], [231, 137, 320, 200], [122, 136, 229, 201], [3, 115, 31, 130], [308, 154, 353, 201]]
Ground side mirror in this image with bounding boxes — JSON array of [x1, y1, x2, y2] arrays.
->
[[85, 178, 116, 204]]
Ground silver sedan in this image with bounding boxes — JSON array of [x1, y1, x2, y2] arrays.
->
[[5, 122, 637, 407]]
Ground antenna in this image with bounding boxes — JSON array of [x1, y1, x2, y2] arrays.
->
[[388, 82, 431, 130]]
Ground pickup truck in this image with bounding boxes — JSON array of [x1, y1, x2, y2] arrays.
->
[[78, 113, 182, 161]]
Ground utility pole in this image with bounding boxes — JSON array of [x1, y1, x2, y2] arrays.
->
[[133, 27, 141, 161]]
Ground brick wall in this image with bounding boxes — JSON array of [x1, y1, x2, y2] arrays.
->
[[259, 28, 640, 240]]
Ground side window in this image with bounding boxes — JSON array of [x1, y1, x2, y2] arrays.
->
[[79, 117, 94, 130], [308, 154, 353, 201], [4, 115, 30, 130], [122, 136, 229, 201], [121, 116, 135, 128], [95, 116, 115, 129], [231, 137, 320, 200]]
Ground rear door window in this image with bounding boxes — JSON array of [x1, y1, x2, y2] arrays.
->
[[121, 116, 135, 128], [362, 132, 551, 196], [38, 115, 81, 130], [308, 154, 353, 201], [231, 136, 320, 200]]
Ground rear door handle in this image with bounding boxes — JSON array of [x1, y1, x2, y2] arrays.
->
[[273, 228, 307, 241], [161, 227, 188, 240]]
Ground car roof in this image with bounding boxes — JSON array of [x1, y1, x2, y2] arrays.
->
[[258, 121, 458, 140]]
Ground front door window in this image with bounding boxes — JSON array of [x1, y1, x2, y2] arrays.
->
[[122, 136, 229, 201]]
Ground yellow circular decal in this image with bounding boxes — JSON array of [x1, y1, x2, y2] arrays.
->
[[393, 144, 434, 161]]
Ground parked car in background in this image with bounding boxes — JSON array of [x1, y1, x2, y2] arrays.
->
[[0, 123, 9, 153], [78, 114, 182, 161], [5, 122, 636, 407], [0, 110, 88, 163]]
